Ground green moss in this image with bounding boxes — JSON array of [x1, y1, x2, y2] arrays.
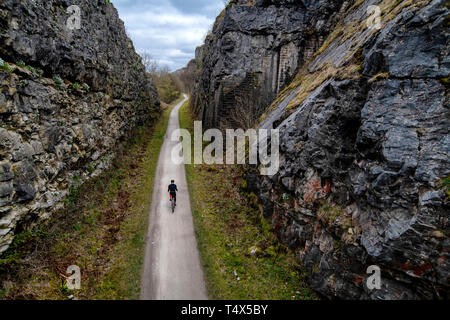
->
[[241, 179, 247, 189], [442, 177, 450, 188], [53, 76, 63, 86], [26, 65, 36, 73], [440, 76, 450, 86], [440, 176, 450, 199], [0, 62, 12, 73], [0, 228, 47, 268], [318, 202, 345, 225]]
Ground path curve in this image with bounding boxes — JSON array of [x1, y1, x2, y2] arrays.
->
[[140, 94, 208, 300]]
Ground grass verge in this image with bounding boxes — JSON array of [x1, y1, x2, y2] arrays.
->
[[179, 100, 317, 300], [0, 99, 178, 300]]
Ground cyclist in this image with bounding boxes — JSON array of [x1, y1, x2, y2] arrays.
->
[[168, 180, 178, 206]]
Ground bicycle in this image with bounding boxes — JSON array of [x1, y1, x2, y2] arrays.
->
[[170, 194, 175, 213]]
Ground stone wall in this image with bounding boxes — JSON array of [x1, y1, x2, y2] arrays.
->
[[192, 0, 449, 299], [247, 0, 449, 299], [191, 0, 347, 129], [0, 0, 160, 253]]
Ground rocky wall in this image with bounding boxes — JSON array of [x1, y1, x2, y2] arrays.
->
[[0, 0, 160, 253], [246, 0, 449, 299]]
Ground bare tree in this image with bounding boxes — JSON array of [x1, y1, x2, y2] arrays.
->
[[140, 51, 159, 74]]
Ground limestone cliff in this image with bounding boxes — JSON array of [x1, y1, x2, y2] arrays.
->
[[192, 0, 449, 299], [191, 0, 347, 129], [0, 0, 160, 253]]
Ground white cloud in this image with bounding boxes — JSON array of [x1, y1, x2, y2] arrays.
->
[[112, 0, 223, 71]]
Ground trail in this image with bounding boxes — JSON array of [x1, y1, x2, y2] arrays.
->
[[140, 94, 208, 300]]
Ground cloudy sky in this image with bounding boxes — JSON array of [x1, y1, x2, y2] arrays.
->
[[111, 0, 225, 71]]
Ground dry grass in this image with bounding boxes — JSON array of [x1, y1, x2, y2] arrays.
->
[[260, 0, 431, 123]]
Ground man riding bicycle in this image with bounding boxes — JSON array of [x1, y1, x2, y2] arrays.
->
[[168, 180, 178, 206]]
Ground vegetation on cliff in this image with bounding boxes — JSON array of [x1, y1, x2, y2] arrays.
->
[[179, 101, 317, 300], [0, 0, 160, 257], [189, 0, 449, 299], [0, 100, 181, 299]]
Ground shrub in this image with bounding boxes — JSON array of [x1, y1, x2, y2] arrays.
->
[[53, 76, 63, 86], [0, 61, 12, 73]]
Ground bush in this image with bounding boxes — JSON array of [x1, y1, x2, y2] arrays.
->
[[0, 61, 12, 73], [139, 52, 183, 104], [53, 76, 63, 86], [154, 74, 180, 104], [149, 67, 182, 104]]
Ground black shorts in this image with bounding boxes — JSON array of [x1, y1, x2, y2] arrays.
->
[[170, 192, 176, 200]]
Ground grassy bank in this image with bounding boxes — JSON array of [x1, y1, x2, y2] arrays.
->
[[179, 101, 317, 300], [0, 98, 181, 300]]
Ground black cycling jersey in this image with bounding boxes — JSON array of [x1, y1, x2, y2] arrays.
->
[[168, 184, 178, 194]]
